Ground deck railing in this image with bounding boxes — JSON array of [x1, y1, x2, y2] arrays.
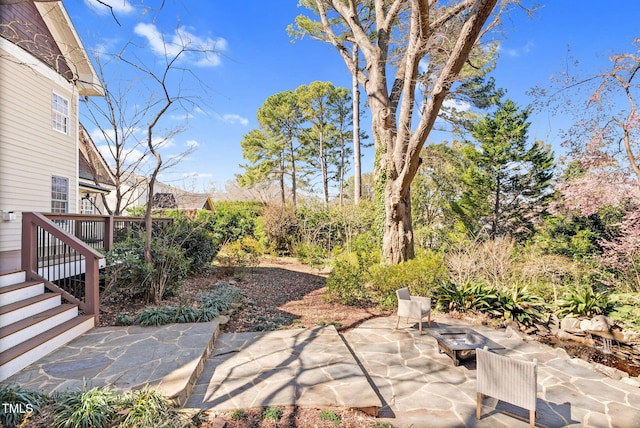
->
[[21, 213, 172, 323]]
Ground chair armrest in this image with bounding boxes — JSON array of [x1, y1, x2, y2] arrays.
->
[[398, 299, 422, 318], [411, 296, 431, 310]]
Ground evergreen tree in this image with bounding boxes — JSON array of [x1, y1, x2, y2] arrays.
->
[[462, 100, 554, 239]]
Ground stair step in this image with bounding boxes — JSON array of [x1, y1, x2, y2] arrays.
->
[[0, 281, 44, 305], [0, 293, 62, 325], [0, 304, 78, 350], [0, 271, 25, 287], [0, 315, 94, 382]]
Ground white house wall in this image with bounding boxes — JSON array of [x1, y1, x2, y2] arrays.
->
[[0, 42, 79, 253]]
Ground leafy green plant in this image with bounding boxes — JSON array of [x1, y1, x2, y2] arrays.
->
[[170, 305, 200, 323], [293, 240, 329, 267], [608, 293, 640, 329], [136, 307, 173, 326], [556, 285, 614, 318], [52, 388, 117, 428], [373, 422, 395, 428], [230, 408, 248, 421], [367, 250, 447, 308], [217, 237, 262, 275], [325, 250, 377, 306], [197, 201, 263, 245], [199, 282, 244, 314], [114, 314, 134, 326], [197, 306, 219, 322], [117, 389, 182, 428], [435, 280, 497, 313], [165, 212, 219, 273], [104, 230, 190, 304], [262, 407, 283, 421], [319, 409, 341, 424], [494, 284, 547, 326], [0, 384, 46, 428]]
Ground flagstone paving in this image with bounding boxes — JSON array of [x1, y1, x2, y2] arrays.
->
[[345, 316, 640, 427], [2, 321, 221, 406], [185, 326, 381, 415], [3, 314, 640, 427]]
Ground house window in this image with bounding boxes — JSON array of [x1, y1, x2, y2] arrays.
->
[[81, 196, 94, 215], [52, 93, 69, 134], [51, 176, 68, 213]]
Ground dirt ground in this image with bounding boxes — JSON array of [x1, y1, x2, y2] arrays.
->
[[100, 257, 390, 427]]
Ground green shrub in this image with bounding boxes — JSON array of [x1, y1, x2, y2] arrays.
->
[[319, 409, 341, 424], [136, 307, 173, 326], [494, 284, 547, 326], [117, 389, 182, 428], [0, 384, 46, 428], [230, 408, 248, 421], [217, 237, 262, 273], [256, 204, 299, 254], [197, 306, 219, 322], [52, 388, 117, 428], [367, 250, 447, 309], [325, 251, 377, 306], [103, 241, 153, 300], [166, 213, 219, 273], [556, 285, 614, 318], [262, 407, 283, 421], [435, 280, 498, 313], [114, 314, 134, 326], [104, 230, 190, 304], [199, 282, 244, 314], [608, 293, 640, 329], [198, 201, 263, 245], [170, 305, 200, 323], [293, 240, 329, 267]]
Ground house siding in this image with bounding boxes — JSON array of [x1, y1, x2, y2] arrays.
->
[[0, 45, 78, 253]]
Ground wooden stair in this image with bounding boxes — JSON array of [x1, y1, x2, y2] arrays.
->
[[0, 271, 94, 382]]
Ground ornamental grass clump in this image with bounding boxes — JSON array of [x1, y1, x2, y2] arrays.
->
[[0, 384, 46, 428]]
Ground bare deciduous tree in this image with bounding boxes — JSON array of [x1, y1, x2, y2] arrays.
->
[[292, 0, 507, 263]]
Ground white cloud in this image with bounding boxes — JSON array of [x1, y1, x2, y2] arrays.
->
[[84, 0, 134, 16], [222, 114, 249, 126], [186, 140, 200, 148], [498, 41, 535, 58], [134, 23, 227, 67], [170, 112, 195, 121], [152, 136, 174, 149], [442, 99, 471, 111], [182, 172, 212, 179]]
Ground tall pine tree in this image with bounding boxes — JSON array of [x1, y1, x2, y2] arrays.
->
[[462, 100, 554, 239]]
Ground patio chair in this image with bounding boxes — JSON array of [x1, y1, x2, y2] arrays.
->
[[395, 287, 431, 335], [476, 346, 538, 427]]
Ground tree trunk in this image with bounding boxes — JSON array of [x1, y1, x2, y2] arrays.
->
[[288, 135, 297, 207], [382, 183, 414, 263], [492, 175, 500, 240], [279, 158, 286, 206], [352, 45, 361, 205]]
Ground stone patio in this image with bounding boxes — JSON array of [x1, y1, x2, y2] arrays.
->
[[3, 314, 640, 427]]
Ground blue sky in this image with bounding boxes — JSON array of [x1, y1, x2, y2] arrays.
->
[[66, 1, 640, 193]]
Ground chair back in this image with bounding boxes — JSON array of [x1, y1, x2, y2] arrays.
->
[[477, 347, 537, 411], [396, 287, 410, 301]]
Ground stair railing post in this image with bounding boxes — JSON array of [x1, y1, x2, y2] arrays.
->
[[85, 256, 99, 324], [104, 216, 114, 252], [21, 212, 37, 279]]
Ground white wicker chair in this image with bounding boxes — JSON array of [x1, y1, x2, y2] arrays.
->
[[395, 287, 431, 335], [476, 346, 538, 427]]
